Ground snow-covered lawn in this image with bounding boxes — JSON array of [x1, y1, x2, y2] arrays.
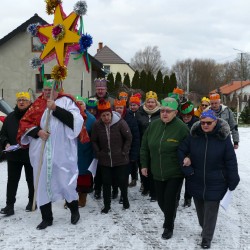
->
[[0, 127, 249, 250]]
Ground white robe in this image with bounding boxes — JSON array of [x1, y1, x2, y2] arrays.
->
[[21, 97, 84, 207]]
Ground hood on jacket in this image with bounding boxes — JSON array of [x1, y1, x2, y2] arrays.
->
[[190, 118, 230, 140], [110, 111, 121, 126]]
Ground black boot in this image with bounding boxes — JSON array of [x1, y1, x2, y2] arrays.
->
[[112, 188, 118, 199], [37, 203, 53, 230], [183, 198, 192, 207], [0, 205, 14, 216], [101, 206, 111, 214], [94, 190, 101, 200], [201, 238, 211, 249], [123, 198, 130, 210], [66, 200, 80, 225], [162, 228, 173, 240]]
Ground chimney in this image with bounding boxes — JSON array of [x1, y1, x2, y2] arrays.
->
[[97, 42, 103, 52]]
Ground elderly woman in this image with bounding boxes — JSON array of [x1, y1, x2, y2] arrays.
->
[[178, 110, 240, 249], [136, 91, 161, 200], [194, 97, 210, 117], [141, 97, 189, 240], [91, 100, 132, 213]]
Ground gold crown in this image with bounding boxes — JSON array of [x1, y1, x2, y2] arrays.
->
[[114, 99, 126, 107], [201, 97, 210, 103], [146, 91, 158, 100], [16, 92, 30, 100]]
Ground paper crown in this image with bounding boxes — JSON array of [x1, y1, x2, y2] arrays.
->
[[146, 91, 158, 100], [16, 92, 31, 100], [161, 98, 178, 110], [94, 78, 107, 88], [86, 98, 98, 108], [209, 93, 220, 100], [200, 110, 217, 120], [43, 78, 62, 92], [114, 99, 126, 107], [180, 101, 194, 115], [173, 87, 184, 95], [133, 93, 142, 99], [75, 95, 84, 102], [201, 97, 210, 104], [97, 99, 111, 112], [119, 92, 128, 97], [168, 92, 179, 101], [129, 95, 141, 105]]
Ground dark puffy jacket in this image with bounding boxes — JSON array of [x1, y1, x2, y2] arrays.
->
[[178, 118, 240, 201], [91, 112, 132, 167], [0, 105, 31, 163], [124, 109, 140, 161]]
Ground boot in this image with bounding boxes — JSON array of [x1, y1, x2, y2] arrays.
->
[[183, 198, 192, 207], [162, 228, 173, 240], [78, 193, 87, 208], [94, 190, 101, 200], [0, 205, 14, 216], [123, 198, 130, 210], [112, 188, 118, 199], [25, 200, 37, 212], [66, 200, 80, 225], [101, 206, 111, 214], [37, 203, 53, 230], [128, 179, 137, 187]]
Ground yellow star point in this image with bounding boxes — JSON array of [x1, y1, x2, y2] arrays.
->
[[39, 4, 80, 66]]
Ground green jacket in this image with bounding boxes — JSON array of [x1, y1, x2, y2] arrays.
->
[[140, 117, 189, 181]]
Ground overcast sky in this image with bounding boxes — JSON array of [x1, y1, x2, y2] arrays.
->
[[0, 0, 250, 68]]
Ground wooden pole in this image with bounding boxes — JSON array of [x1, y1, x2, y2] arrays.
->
[[32, 81, 55, 211]]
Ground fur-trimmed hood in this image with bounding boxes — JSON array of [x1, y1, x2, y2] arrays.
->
[[190, 118, 230, 140]]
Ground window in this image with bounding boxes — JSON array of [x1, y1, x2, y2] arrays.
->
[[103, 65, 110, 74], [36, 74, 51, 92], [31, 37, 44, 52]]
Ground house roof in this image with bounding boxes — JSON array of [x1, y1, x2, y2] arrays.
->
[[94, 45, 128, 64], [210, 80, 250, 95], [0, 14, 47, 46]]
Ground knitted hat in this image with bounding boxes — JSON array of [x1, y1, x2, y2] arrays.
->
[[129, 95, 141, 106], [161, 97, 178, 110], [201, 96, 210, 104], [86, 98, 98, 109], [200, 110, 217, 120], [173, 87, 184, 95], [114, 99, 126, 107], [16, 92, 31, 101], [209, 93, 220, 100], [119, 92, 128, 98], [97, 99, 112, 114], [146, 91, 158, 100], [94, 78, 107, 88], [180, 101, 194, 116]]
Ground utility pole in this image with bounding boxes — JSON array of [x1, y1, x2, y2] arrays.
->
[[186, 67, 189, 100]]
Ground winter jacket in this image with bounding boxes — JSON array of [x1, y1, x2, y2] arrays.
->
[[178, 118, 240, 201], [140, 117, 189, 181], [0, 105, 31, 163], [78, 110, 96, 175], [210, 104, 239, 145], [194, 106, 203, 117], [135, 106, 160, 141], [91, 112, 132, 167], [123, 109, 140, 161], [180, 116, 199, 130]]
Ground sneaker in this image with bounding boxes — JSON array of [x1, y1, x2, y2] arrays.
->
[[101, 206, 111, 214], [162, 228, 173, 240], [201, 238, 211, 249], [183, 198, 191, 207], [0, 205, 14, 216], [25, 201, 37, 212]]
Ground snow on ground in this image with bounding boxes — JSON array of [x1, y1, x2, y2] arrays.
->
[[0, 127, 250, 250]]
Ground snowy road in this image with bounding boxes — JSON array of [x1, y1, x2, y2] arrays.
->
[[0, 127, 249, 250]]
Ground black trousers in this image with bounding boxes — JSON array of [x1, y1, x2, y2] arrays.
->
[[193, 198, 220, 241], [6, 160, 34, 206], [130, 161, 138, 181], [94, 164, 103, 191], [154, 177, 183, 231], [100, 165, 128, 208]]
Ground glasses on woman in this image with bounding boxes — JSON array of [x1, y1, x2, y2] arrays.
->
[[200, 121, 214, 126], [201, 104, 208, 107], [17, 99, 28, 103]]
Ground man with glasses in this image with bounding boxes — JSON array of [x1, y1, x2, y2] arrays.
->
[[0, 92, 34, 216], [209, 93, 239, 149]]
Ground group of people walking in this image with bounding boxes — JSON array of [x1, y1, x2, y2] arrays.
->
[[0, 78, 240, 249]]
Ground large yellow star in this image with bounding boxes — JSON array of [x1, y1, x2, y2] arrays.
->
[[39, 4, 80, 66]]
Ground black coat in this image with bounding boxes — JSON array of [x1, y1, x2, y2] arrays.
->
[[178, 118, 240, 201], [0, 105, 31, 163], [124, 109, 140, 161]]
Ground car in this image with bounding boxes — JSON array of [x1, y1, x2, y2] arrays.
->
[[0, 98, 14, 130]]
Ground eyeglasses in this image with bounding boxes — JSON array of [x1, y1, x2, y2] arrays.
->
[[17, 99, 29, 103], [160, 109, 175, 114], [200, 121, 214, 126], [201, 104, 208, 107]]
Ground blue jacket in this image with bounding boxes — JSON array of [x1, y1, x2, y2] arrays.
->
[[178, 118, 240, 201], [78, 110, 96, 175]]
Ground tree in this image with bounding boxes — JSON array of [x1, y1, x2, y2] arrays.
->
[[155, 70, 163, 98], [163, 75, 170, 96], [106, 73, 115, 94], [146, 71, 155, 92], [123, 73, 131, 87], [131, 70, 140, 89], [169, 72, 177, 93], [115, 72, 122, 89], [139, 70, 147, 94], [130, 46, 166, 75]]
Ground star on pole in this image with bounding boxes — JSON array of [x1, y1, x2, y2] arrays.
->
[[38, 4, 80, 66]]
